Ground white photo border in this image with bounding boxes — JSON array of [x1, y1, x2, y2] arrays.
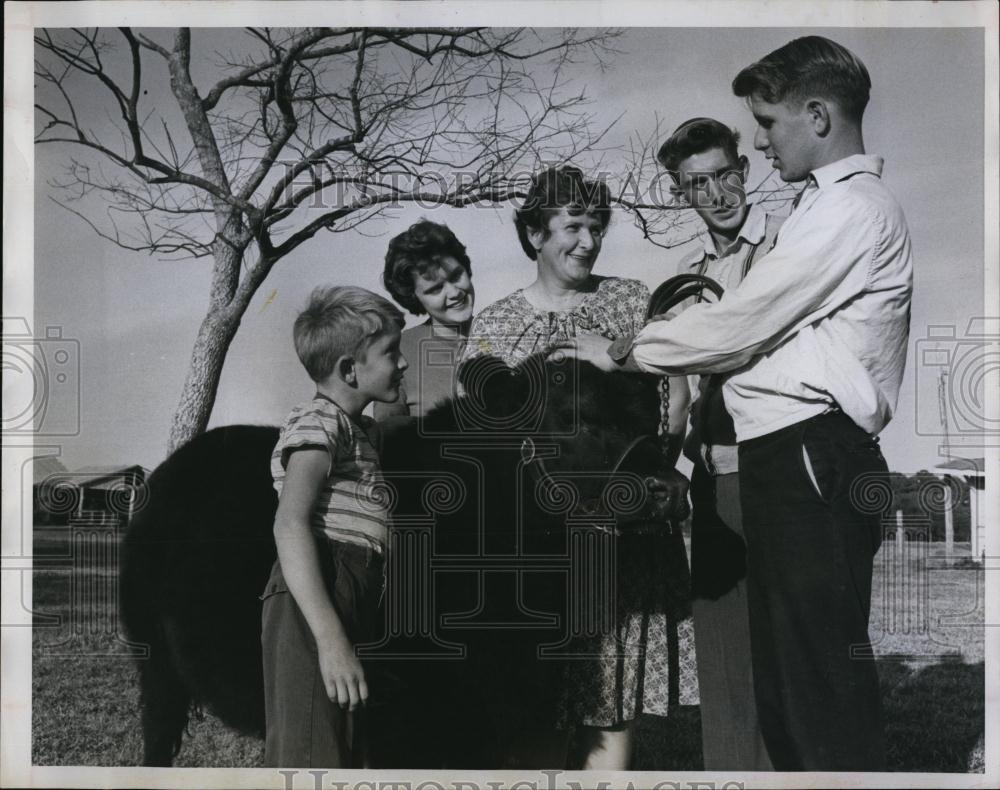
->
[[4, 2, 998, 789]]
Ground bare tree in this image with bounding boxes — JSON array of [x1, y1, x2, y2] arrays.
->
[[35, 27, 621, 451]]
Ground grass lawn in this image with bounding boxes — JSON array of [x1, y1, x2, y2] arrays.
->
[[29, 531, 986, 770]]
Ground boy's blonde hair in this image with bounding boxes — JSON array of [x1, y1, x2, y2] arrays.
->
[[732, 36, 871, 123], [294, 285, 405, 383]]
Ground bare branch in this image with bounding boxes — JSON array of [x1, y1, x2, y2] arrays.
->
[[37, 25, 633, 446], [135, 32, 170, 58]]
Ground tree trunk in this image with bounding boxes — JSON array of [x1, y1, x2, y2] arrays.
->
[[168, 216, 257, 454], [168, 308, 241, 453]]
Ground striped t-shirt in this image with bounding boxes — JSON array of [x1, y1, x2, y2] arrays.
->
[[271, 395, 388, 552]]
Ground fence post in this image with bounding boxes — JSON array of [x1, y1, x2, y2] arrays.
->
[[969, 484, 981, 561], [943, 482, 954, 558]]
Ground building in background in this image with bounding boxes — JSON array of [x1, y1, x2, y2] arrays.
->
[[935, 457, 986, 561], [33, 462, 147, 530]]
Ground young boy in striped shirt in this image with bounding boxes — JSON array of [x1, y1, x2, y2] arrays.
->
[[260, 286, 407, 767]]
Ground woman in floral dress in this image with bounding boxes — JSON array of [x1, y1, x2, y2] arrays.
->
[[461, 165, 698, 769]]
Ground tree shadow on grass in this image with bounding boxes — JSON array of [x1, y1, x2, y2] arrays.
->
[[880, 658, 984, 773], [631, 659, 984, 772]]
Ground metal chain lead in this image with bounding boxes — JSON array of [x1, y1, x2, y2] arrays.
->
[[659, 375, 670, 441], [658, 376, 673, 534]]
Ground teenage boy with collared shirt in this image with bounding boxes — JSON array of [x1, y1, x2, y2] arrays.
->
[[564, 37, 913, 770], [657, 117, 780, 771]]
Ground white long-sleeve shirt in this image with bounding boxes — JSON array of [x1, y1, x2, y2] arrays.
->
[[615, 154, 913, 442]]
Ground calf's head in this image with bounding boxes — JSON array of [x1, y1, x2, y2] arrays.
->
[[444, 353, 672, 529]]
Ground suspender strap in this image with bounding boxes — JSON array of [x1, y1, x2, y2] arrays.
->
[[741, 211, 787, 278]]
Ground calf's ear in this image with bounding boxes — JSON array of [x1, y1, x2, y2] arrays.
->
[[457, 355, 528, 419]]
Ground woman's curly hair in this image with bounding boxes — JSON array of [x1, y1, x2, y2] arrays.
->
[[514, 166, 612, 261], [382, 220, 472, 315]]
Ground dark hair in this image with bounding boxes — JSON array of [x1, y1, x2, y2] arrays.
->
[[514, 166, 612, 261], [294, 286, 405, 383], [382, 220, 472, 316], [656, 117, 742, 179], [732, 36, 871, 122]]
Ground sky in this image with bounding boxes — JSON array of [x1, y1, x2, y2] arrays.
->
[[24, 22, 995, 476]]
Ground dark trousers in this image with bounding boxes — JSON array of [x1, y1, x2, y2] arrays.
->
[[260, 541, 384, 768], [690, 468, 772, 771], [739, 411, 887, 771]]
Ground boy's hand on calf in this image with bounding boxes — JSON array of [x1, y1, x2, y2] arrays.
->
[[318, 638, 369, 711]]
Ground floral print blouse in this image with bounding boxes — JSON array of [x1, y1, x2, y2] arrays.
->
[[459, 276, 650, 367]]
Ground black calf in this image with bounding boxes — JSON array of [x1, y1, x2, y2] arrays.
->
[[120, 425, 279, 765], [120, 356, 678, 766]]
